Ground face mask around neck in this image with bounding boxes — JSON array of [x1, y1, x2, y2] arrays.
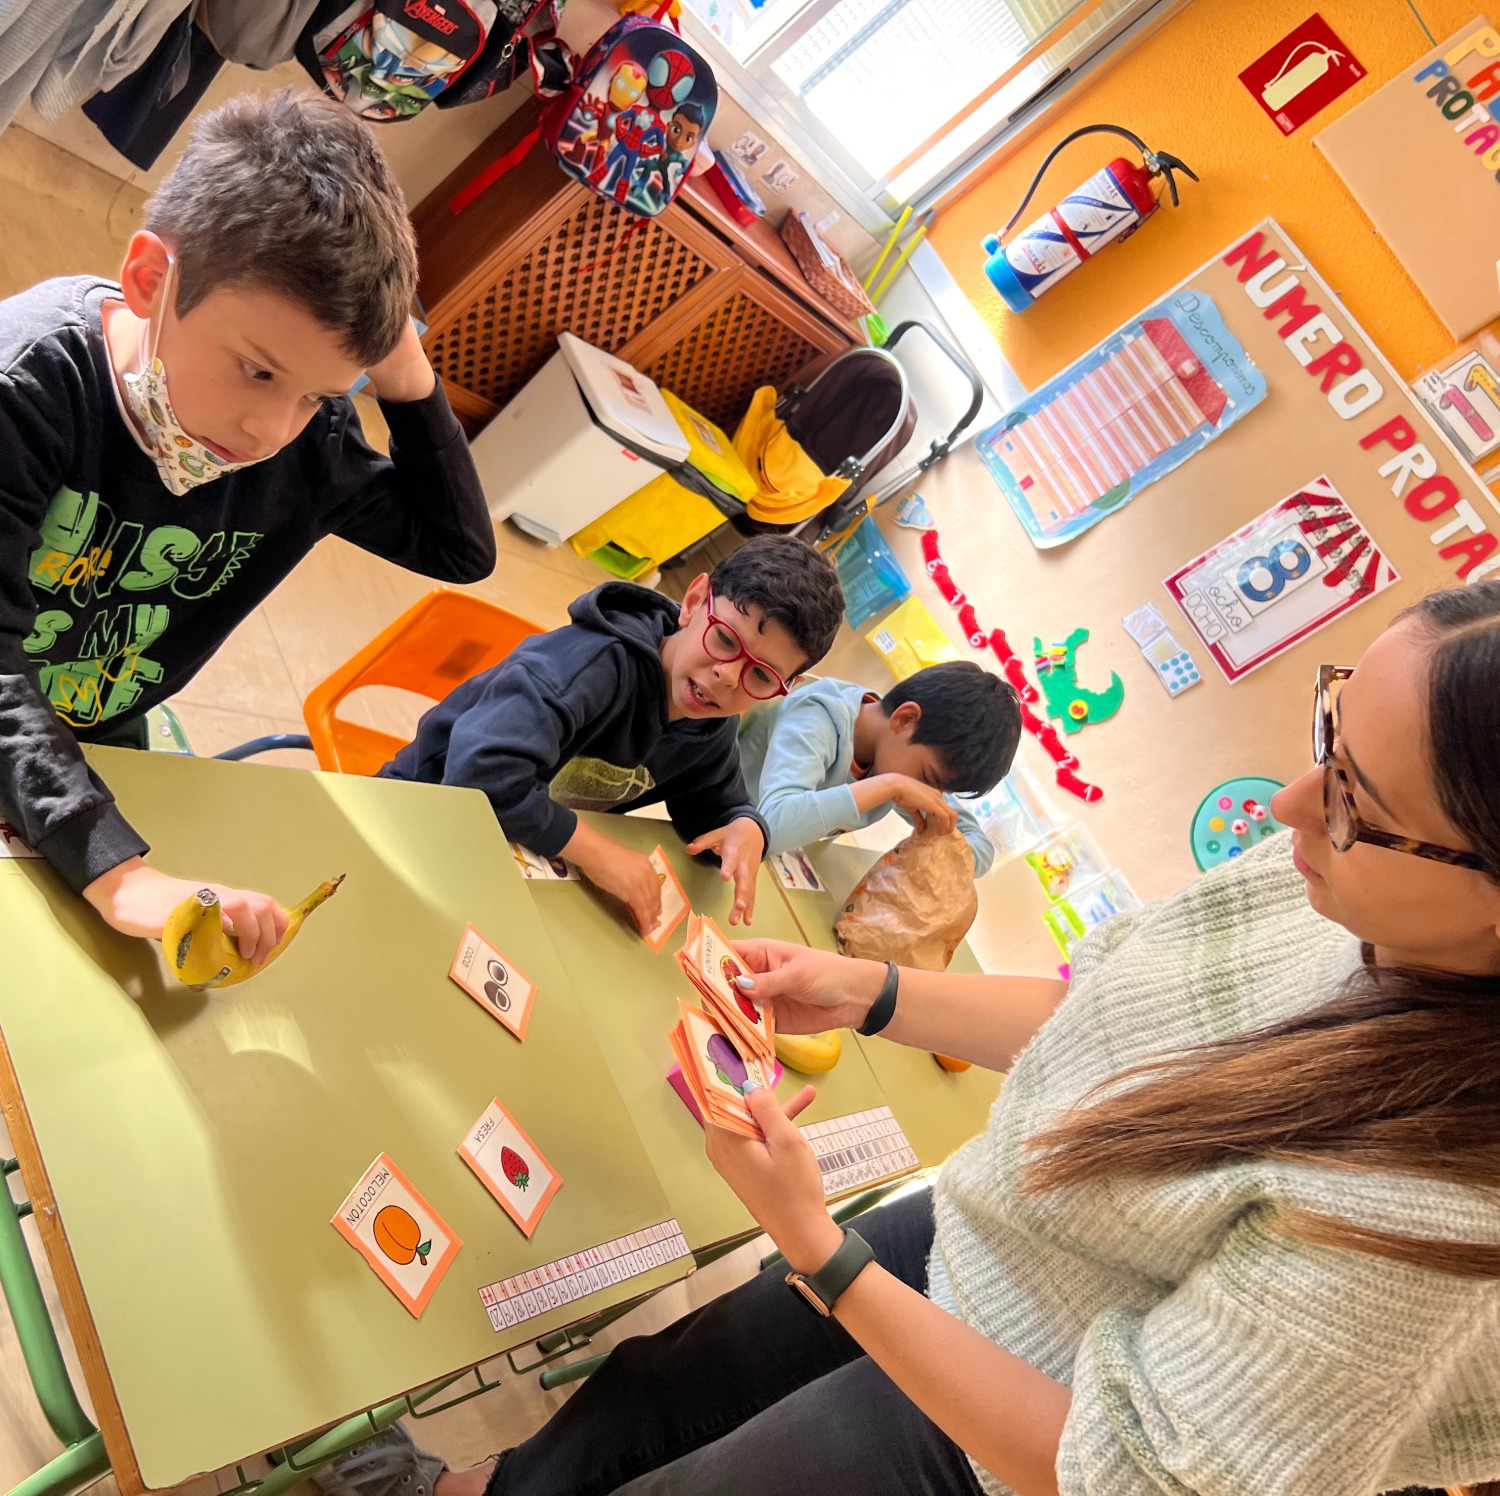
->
[[120, 261, 266, 496]]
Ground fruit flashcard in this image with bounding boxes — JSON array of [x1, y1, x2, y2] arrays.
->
[[676, 912, 775, 1063], [458, 1099, 563, 1237], [449, 925, 537, 1041], [510, 843, 580, 881], [331, 1153, 461, 1318], [667, 999, 768, 1139], [643, 846, 689, 953]]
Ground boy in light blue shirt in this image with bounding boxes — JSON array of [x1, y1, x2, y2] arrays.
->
[[737, 661, 1021, 877]]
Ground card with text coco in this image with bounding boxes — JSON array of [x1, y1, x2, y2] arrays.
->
[[458, 1099, 563, 1237], [450, 924, 538, 1041], [331, 1153, 461, 1318]]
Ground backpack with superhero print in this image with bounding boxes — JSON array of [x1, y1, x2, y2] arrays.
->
[[297, 0, 495, 121], [435, 0, 571, 108], [543, 16, 717, 217]]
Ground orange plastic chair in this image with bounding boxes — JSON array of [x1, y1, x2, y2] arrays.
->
[[301, 587, 545, 775]]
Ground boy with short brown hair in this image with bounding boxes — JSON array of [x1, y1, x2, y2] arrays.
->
[[0, 89, 494, 961]]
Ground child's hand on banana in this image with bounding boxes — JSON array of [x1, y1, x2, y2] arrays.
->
[[85, 858, 289, 963]]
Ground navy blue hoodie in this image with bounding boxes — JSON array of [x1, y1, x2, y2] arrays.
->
[[382, 583, 768, 859]]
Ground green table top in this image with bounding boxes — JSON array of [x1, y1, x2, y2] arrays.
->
[[0, 749, 686, 1490], [523, 813, 896, 1249], [778, 842, 1004, 1171]]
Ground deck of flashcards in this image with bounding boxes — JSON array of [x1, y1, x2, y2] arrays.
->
[[458, 1099, 563, 1238], [449, 924, 537, 1040], [643, 846, 689, 953], [667, 999, 769, 1138], [331, 1153, 461, 1318], [675, 912, 775, 1063]]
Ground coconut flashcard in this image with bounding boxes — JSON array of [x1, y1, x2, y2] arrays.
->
[[449, 924, 538, 1040], [458, 1099, 563, 1238], [331, 1153, 461, 1317]]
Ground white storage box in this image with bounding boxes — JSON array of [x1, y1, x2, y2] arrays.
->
[[471, 332, 691, 546]]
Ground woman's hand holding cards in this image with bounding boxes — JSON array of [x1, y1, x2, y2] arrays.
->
[[730, 939, 887, 1033], [704, 1082, 843, 1275]]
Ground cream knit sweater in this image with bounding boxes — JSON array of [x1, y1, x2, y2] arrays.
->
[[927, 835, 1500, 1495]]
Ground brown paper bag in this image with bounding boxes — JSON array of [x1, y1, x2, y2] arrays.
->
[[834, 829, 978, 971]]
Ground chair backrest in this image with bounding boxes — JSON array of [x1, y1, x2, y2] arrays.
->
[[302, 588, 545, 775]]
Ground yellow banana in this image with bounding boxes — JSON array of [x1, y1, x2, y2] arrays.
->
[[161, 875, 345, 991], [774, 1029, 842, 1074]]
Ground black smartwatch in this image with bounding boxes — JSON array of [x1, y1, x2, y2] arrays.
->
[[856, 961, 899, 1037], [784, 1227, 874, 1316]]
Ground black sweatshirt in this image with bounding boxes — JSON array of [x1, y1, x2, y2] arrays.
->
[[382, 583, 769, 858], [0, 277, 496, 893]]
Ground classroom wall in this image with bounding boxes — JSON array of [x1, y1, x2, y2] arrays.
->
[[928, 0, 1488, 393]]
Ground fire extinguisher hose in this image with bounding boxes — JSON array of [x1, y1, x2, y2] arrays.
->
[[997, 124, 1199, 244]]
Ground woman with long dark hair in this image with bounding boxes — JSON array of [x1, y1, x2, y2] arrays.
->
[[346, 583, 1500, 1494]]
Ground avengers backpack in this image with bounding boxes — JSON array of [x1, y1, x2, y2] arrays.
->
[[544, 16, 718, 218], [298, 0, 496, 120]]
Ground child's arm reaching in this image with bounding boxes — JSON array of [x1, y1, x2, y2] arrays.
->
[[437, 651, 665, 934], [752, 697, 864, 854], [877, 786, 994, 875], [664, 742, 767, 927]]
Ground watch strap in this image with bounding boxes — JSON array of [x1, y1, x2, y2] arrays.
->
[[788, 1227, 875, 1314], [856, 961, 899, 1037]]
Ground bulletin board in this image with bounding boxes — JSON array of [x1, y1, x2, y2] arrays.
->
[[1314, 17, 1500, 340], [817, 216, 1500, 971]]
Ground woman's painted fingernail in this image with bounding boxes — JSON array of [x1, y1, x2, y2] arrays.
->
[[740, 1077, 762, 1094], [734, 975, 756, 991]]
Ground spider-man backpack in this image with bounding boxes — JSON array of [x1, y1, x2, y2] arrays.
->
[[451, 11, 717, 219]]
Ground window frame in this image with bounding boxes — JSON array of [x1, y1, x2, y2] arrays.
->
[[679, 0, 1190, 232]]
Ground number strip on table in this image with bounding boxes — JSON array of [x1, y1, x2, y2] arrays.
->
[[478, 1219, 691, 1333], [802, 1106, 918, 1197]]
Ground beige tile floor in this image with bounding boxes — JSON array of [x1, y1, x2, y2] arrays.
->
[[0, 126, 782, 1496]]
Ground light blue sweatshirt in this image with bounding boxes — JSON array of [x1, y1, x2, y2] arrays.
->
[[737, 678, 995, 876]]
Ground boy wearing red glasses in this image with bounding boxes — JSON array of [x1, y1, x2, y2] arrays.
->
[[380, 537, 844, 934]]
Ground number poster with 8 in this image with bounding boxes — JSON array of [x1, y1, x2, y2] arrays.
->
[[1165, 476, 1399, 682]]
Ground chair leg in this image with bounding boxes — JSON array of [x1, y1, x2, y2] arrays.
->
[[538, 1352, 610, 1391], [214, 734, 315, 762], [0, 1160, 107, 1496]]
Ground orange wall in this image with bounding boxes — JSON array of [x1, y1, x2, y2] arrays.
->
[[930, 0, 1487, 392]]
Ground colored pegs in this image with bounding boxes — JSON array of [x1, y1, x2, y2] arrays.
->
[[1231, 819, 1249, 836], [1055, 765, 1103, 802]]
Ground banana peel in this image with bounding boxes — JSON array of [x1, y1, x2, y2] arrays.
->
[[161, 875, 344, 990], [774, 1029, 842, 1074]]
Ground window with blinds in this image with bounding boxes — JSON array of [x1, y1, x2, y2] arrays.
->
[[681, 0, 1178, 214]]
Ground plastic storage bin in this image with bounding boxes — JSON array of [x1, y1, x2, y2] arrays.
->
[[571, 391, 758, 577], [471, 332, 690, 546]]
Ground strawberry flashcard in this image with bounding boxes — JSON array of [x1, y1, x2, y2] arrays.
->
[[458, 1099, 563, 1237]]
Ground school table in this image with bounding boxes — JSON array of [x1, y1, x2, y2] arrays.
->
[[519, 812, 909, 1252], [0, 748, 694, 1496]]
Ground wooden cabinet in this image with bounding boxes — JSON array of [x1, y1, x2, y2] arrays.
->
[[411, 102, 859, 436]]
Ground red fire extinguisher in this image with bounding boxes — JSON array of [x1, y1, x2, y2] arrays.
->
[[982, 125, 1197, 312]]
